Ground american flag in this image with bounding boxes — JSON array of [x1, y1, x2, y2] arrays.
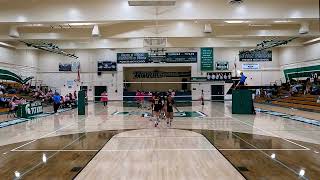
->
[[76, 64, 80, 82]]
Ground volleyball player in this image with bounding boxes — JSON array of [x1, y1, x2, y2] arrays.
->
[[152, 93, 162, 127], [150, 92, 155, 118], [166, 95, 175, 127], [161, 93, 167, 119], [201, 89, 204, 106]]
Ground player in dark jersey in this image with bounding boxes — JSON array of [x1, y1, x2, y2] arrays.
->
[[150, 93, 155, 117], [166, 95, 175, 127], [152, 93, 162, 127], [160, 93, 167, 119]]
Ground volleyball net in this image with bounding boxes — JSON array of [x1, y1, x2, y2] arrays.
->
[[91, 81, 231, 106]]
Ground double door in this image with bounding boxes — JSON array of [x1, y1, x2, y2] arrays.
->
[[211, 85, 224, 101]]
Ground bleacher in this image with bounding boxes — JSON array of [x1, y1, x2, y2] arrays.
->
[[271, 95, 320, 112]]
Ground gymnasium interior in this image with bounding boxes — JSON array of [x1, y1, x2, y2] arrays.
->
[[0, 0, 319, 179]]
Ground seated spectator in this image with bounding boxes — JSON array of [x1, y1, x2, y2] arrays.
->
[[311, 85, 320, 95], [64, 94, 71, 107], [69, 93, 74, 101], [33, 91, 40, 98], [0, 97, 9, 108], [271, 84, 278, 96], [304, 78, 312, 95], [255, 89, 261, 97], [8, 99, 18, 118], [73, 91, 77, 100], [290, 84, 301, 96], [0, 83, 5, 91]]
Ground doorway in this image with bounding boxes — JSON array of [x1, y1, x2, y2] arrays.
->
[[94, 86, 107, 102], [211, 85, 224, 101]]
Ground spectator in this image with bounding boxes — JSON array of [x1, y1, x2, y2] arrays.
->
[[135, 90, 141, 108], [0, 97, 9, 108], [171, 89, 176, 99], [236, 72, 247, 88], [100, 91, 108, 107], [73, 91, 77, 100], [69, 93, 73, 101], [140, 91, 145, 108], [8, 98, 18, 118], [305, 78, 312, 95], [52, 92, 61, 114], [64, 94, 71, 107]]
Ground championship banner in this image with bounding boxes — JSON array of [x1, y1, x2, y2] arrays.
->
[[207, 72, 232, 81], [201, 48, 214, 71], [98, 61, 117, 71], [239, 50, 272, 62], [59, 63, 72, 71], [165, 52, 197, 63], [133, 71, 191, 79], [117, 52, 197, 64], [117, 53, 150, 64], [215, 61, 229, 70], [17, 101, 43, 118], [242, 64, 260, 70]]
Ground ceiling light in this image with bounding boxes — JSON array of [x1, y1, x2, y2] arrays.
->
[[228, 0, 243, 4], [184, 1, 192, 8], [9, 26, 20, 38], [270, 153, 276, 159], [274, 20, 292, 23], [299, 169, 305, 176], [14, 171, 20, 178], [23, 24, 44, 27], [303, 37, 320, 45], [128, 0, 176, 6], [203, 24, 212, 33], [225, 40, 241, 42], [68, 23, 95, 26], [42, 153, 47, 163], [92, 25, 101, 37], [249, 24, 271, 27], [177, 22, 184, 27], [299, 22, 309, 34], [0, 42, 16, 49], [225, 20, 248, 24]]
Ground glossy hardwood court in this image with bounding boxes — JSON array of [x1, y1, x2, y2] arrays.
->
[[0, 102, 319, 180]]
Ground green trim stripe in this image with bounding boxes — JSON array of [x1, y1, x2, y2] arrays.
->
[[0, 69, 34, 84], [284, 65, 320, 79]]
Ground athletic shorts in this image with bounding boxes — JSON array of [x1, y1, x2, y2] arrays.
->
[[154, 105, 162, 112], [167, 107, 173, 112]]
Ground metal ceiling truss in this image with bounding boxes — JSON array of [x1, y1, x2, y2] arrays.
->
[[19, 40, 79, 59], [240, 37, 299, 54]]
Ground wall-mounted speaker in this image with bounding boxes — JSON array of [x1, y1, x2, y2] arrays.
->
[[97, 72, 102, 76]]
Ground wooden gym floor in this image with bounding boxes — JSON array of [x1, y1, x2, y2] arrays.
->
[[0, 102, 319, 180]]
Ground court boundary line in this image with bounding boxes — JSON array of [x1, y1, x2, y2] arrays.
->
[[7, 104, 114, 153], [231, 132, 308, 180], [9, 121, 77, 152], [209, 107, 311, 150], [18, 132, 88, 178], [11, 148, 310, 152]]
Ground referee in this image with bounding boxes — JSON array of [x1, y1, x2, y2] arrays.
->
[[236, 72, 247, 88]]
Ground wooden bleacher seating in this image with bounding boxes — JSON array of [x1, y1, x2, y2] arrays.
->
[[271, 94, 320, 111]]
